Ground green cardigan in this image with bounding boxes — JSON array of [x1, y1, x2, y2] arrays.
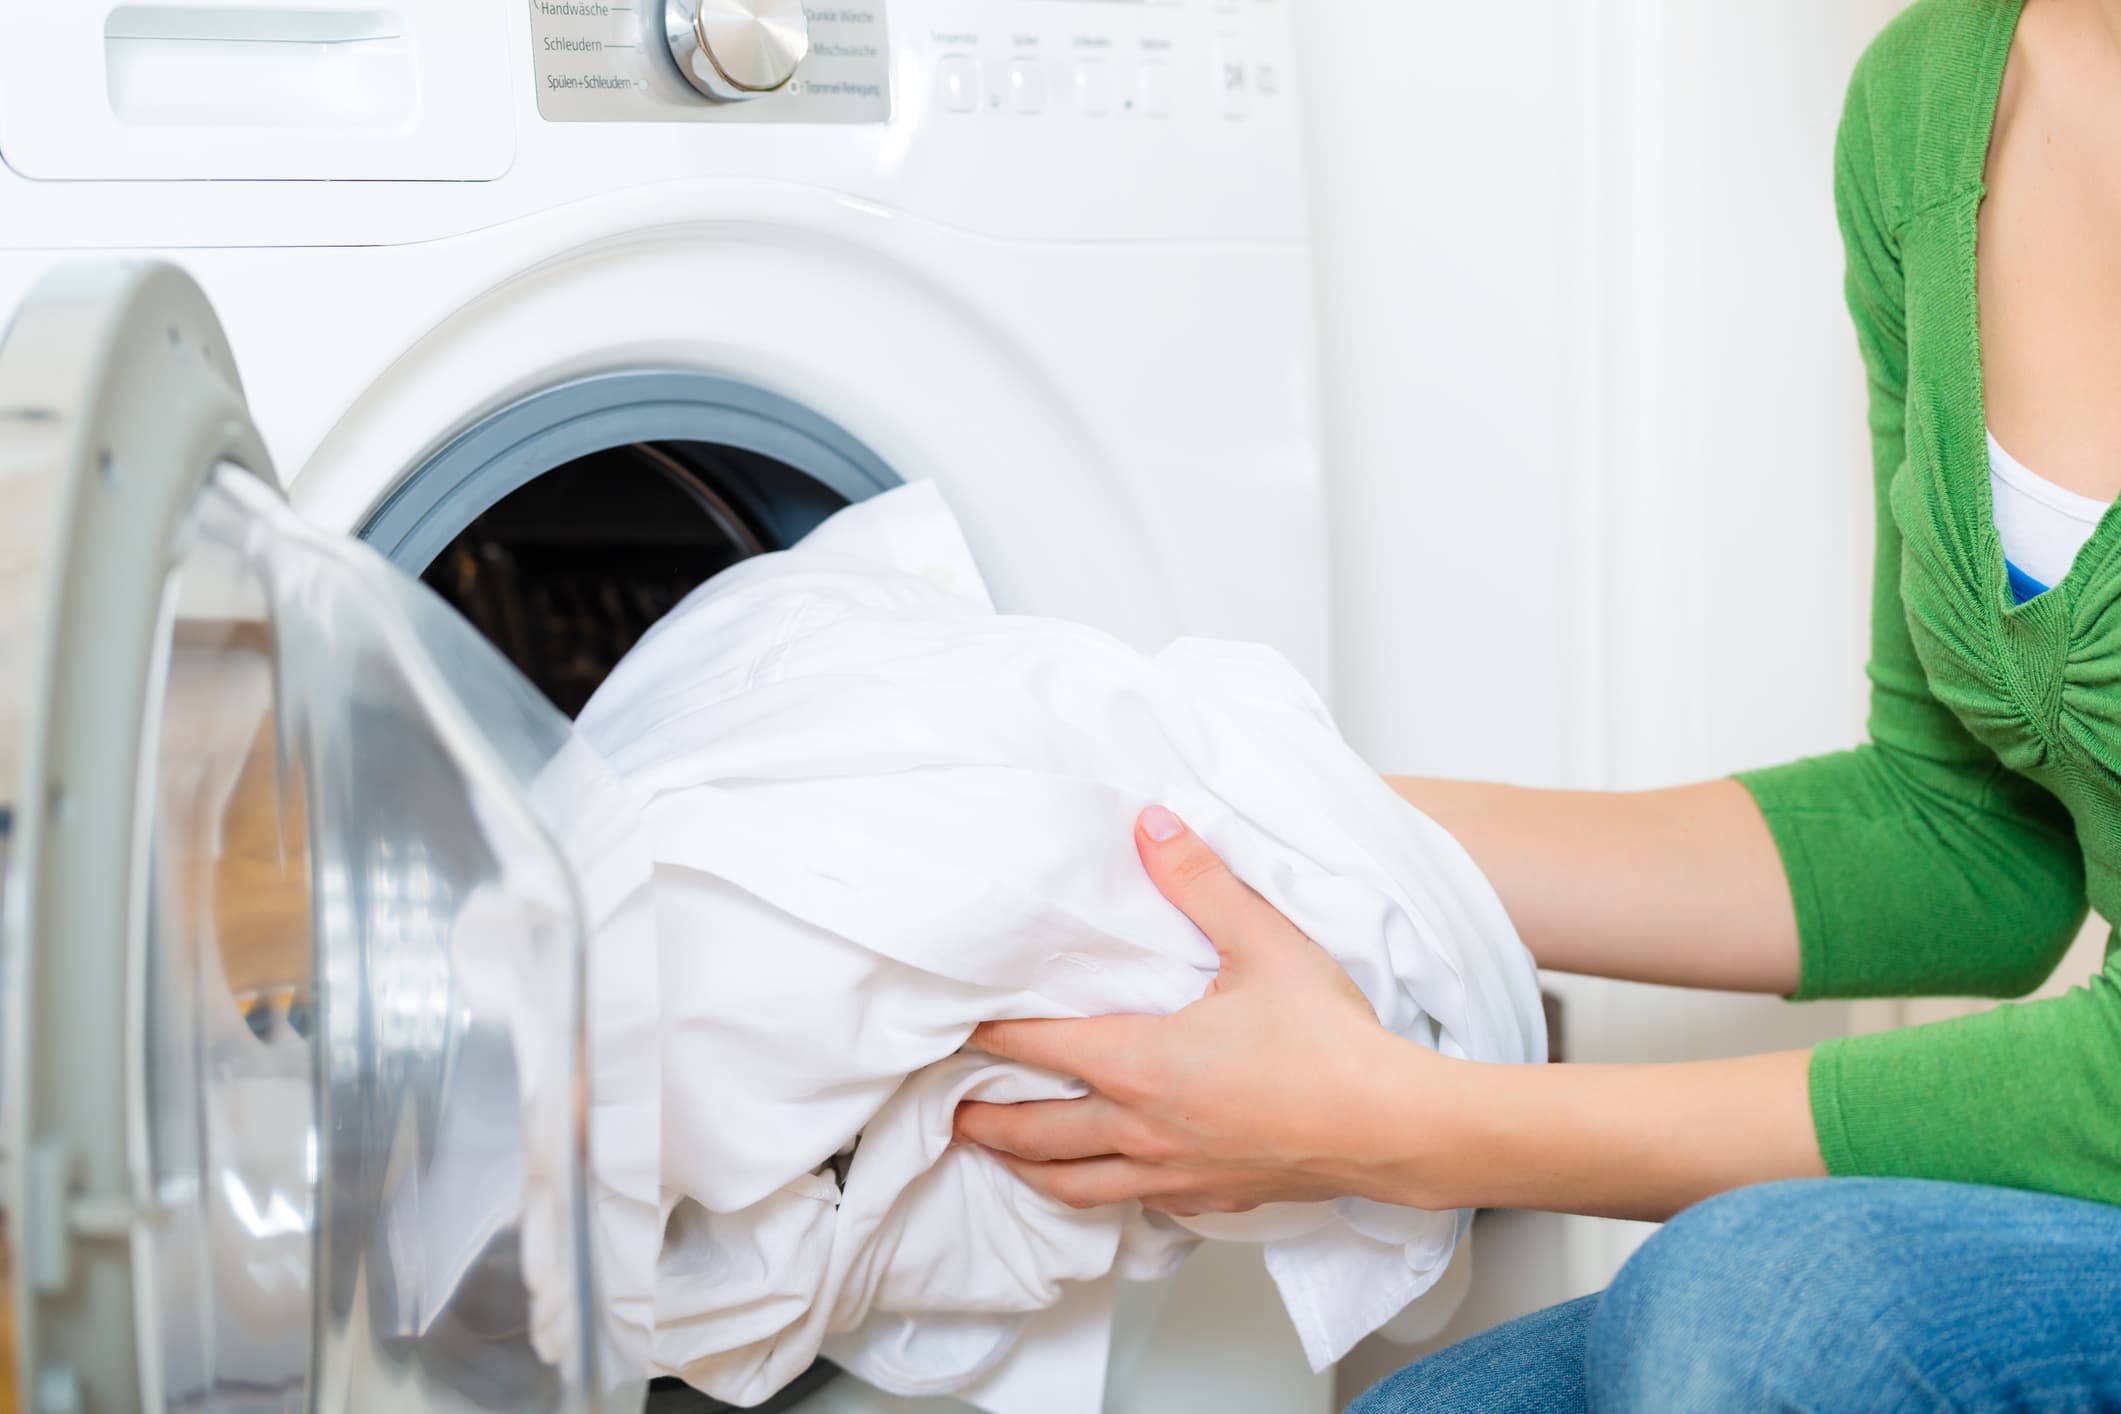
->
[[1736, 0, 2121, 1203]]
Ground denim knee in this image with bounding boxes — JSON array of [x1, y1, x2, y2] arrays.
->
[[1585, 1179, 1924, 1412], [1347, 1293, 1597, 1414]]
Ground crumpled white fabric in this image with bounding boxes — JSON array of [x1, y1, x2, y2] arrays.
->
[[574, 482, 1545, 1410]]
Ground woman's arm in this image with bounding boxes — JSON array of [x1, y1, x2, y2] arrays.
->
[[1389, 776, 1801, 993], [956, 807, 1824, 1225], [1408, 1046, 1819, 1220]]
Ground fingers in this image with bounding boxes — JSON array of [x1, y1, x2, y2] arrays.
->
[[968, 1014, 1148, 1087], [1140, 1191, 1256, 1218], [1140, 1194, 1205, 1218], [983, 1150, 1262, 1217], [1135, 806, 1310, 977], [989, 1151, 1172, 1211], [955, 1096, 1131, 1163]]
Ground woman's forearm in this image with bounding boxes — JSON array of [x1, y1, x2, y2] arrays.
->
[[1390, 776, 1801, 994], [1364, 1043, 1825, 1222]]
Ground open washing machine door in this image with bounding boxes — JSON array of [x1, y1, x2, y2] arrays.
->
[[0, 263, 658, 1412]]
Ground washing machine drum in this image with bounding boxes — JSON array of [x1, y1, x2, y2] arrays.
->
[[0, 264, 656, 1412]]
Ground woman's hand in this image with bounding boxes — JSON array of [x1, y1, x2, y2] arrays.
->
[[953, 805, 1443, 1216], [956, 803, 1828, 1224]]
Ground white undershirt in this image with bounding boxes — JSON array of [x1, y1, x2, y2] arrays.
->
[[1988, 429, 2111, 596]]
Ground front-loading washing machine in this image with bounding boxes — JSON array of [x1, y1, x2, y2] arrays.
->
[[0, 2, 1329, 1409]]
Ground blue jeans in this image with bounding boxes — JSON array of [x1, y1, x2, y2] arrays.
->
[[1347, 1178, 2121, 1412]]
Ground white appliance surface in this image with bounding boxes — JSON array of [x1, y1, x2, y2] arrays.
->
[[0, 1, 1331, 1410]]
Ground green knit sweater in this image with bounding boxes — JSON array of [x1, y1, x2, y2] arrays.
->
[[1735, 0, 2121, 1203]]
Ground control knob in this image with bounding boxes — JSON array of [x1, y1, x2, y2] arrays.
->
[[664, 0, 809, 101]]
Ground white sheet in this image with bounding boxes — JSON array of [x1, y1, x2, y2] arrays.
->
[[575, 482, 1545, 1410]]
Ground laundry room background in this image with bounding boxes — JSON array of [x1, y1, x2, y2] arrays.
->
[[1292, 0, 2098, 1395], [10, 0, 2109, 1406]]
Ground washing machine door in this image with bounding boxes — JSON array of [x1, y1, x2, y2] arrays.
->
[[0, 263, 652, 1413]]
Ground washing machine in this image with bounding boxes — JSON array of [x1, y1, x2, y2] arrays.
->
[[0, 1, 1328, 1410]]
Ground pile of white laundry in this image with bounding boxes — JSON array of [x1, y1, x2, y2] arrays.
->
[[573, 483, 1545, 1411]]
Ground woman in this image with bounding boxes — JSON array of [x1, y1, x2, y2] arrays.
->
[[952, 0, 2121, 1405]]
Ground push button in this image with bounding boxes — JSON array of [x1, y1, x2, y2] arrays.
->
[[936, 55, 980, 113], [1074, 59, 1113, 116], [1008, 58, 1046, 114], [1215, 45, 1249, 117], [1137, 60, 1173, 117]]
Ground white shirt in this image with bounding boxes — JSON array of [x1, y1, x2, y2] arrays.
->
[[574, 483, 1546, 1412], [1989, 429, 2111, 599]]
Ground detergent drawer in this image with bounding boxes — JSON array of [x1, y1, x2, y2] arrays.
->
[[0, 1, 514, 180]]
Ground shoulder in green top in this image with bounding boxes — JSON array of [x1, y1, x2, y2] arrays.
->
[[1736, 0, 2121, 1205]]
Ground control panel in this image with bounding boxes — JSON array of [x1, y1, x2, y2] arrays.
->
[[529, 0, 1292, 132], [531, 0, 891, 123], [517, 0, 1301, 245], [0, 0, 1303, 245], [917, 2, 1287, 125]]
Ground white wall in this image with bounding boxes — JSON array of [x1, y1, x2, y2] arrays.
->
[[1298, 3, 1579, 789], [1296, 0, 1907, 1374]]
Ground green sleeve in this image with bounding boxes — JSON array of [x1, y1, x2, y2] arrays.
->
[[1812, 960, 2121, 1205], [1734, 40, 2085, 1004], [1738, 21, 2110, 1205]]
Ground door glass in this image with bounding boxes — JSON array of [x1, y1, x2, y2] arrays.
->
[[142, 466, 604, 1412]]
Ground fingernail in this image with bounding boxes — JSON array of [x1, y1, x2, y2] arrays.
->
[[1140, 804, 1185, 842]]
